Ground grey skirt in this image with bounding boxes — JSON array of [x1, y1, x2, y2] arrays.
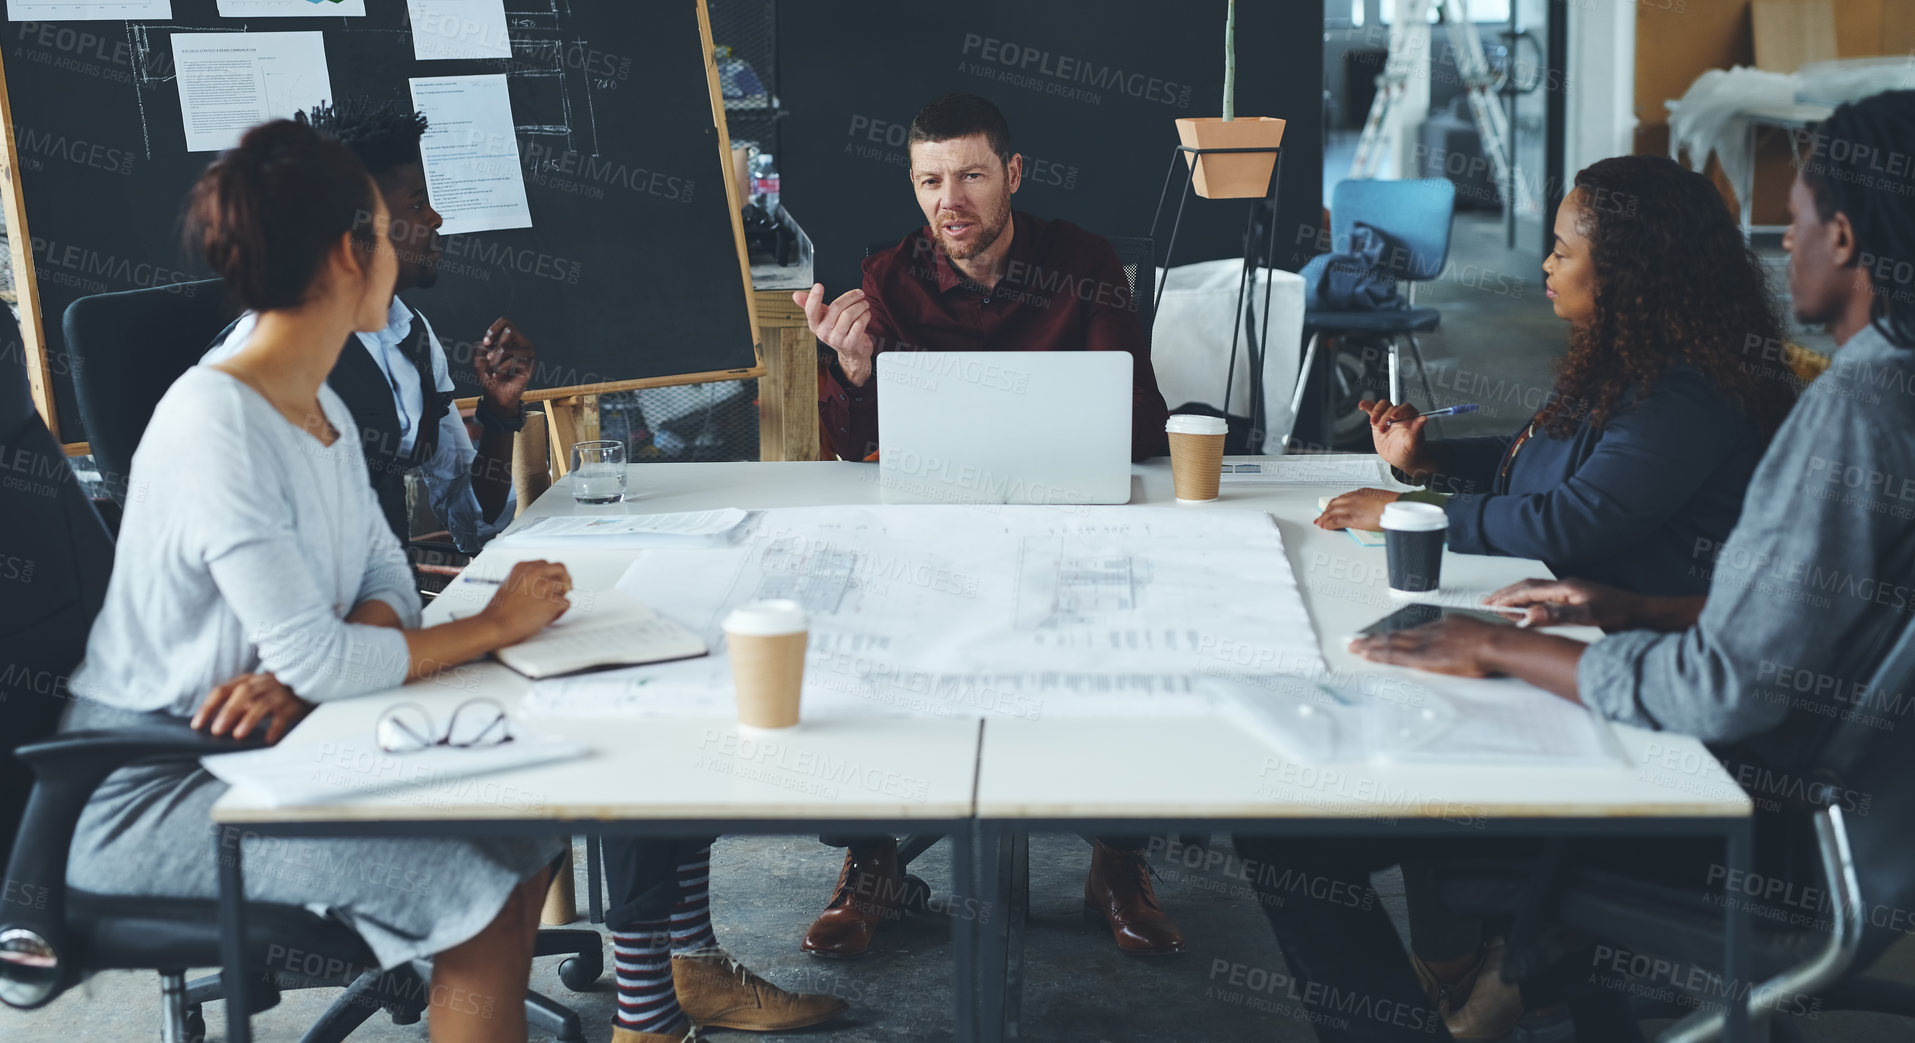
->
[[64, 700, 565, 970]]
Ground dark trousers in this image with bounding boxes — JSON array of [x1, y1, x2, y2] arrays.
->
[[1229, 836, 1533, 1043], [601, 835, 716, 932], [1229, 831, 1788, 1043]]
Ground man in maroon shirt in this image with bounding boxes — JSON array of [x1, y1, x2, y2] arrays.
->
[[803, 95, 1171, 464], [792, 94, 1183, 959]]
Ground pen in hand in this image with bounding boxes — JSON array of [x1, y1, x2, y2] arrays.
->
[[1381, 403, 1478, 429]]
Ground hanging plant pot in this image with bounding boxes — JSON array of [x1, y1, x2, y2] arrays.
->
[[1175, 116, 1286, 199]]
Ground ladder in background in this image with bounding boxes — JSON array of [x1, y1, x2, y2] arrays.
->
[[1348, 0, 1538, 216]]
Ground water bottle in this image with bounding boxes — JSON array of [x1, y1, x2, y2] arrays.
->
[[750, 152, 780, 214]]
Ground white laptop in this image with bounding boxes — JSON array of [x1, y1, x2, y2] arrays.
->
[[876, 351, 1134, 505]]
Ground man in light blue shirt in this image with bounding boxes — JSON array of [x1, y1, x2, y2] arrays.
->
[[204, 98, 534, 554]]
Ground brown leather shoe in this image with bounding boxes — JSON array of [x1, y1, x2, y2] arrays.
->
[[1421, 939, 1524, 1041], [801, 839, 906, 958], [1083, 838, 1185, 955], [672, 948, 849, 1031], [611, 1018, 700, 1042]]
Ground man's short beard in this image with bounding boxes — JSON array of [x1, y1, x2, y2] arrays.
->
[[938, 203, 1010, 261]]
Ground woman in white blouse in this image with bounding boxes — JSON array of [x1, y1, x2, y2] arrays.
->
[[66, 118, 571, 1043]]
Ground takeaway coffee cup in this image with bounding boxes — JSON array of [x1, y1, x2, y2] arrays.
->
[[1166, 414, 1229, 502], [723, 600, 808, 729], [1380, 501, 1447, 593]]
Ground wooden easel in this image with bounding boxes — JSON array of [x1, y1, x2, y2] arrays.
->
[[535, 291, 823, 476]]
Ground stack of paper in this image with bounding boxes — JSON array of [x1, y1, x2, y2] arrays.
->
[[203, 736, 585, 808], [497, 508, 751, 546], [1221, 456, 1384, 485]]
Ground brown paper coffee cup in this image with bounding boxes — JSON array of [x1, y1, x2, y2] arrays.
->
[[723, 600, 808, 729], [1166, 415, 1229, 501]]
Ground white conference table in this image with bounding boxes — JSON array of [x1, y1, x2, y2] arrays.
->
[[210, 458, 1755, 1043]]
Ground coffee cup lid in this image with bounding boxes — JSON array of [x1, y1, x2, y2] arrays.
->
[[723, 599, 808, 635], [1166, 414, 1228, 436], [1380, 501, 1448, 532]]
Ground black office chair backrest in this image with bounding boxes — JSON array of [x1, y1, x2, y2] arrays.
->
[[1106, 235, 1156, 352], [0, 308, 115, 871], [1808, 616, 1915, 966], [64, 279, 239, 506], [862, 233, 1157, 349]]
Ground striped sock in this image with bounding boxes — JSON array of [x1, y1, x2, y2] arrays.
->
[[669, 845, 717, 955], [610, 920, 681, 1034]]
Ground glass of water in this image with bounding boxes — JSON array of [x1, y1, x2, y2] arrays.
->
[[571, 439, 626, 504]]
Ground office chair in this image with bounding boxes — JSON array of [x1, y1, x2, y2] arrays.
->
[[63, 285, 482, 590], [1430, 620, 1915, 1042], [1290, 178, 1455, 447], [0, 311, 601, 1041], [63, 279, 242, 510]]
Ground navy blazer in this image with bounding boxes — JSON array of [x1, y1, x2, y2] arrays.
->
[[1420, 366, 1769, 597]]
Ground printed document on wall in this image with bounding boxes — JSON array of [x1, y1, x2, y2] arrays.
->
[[217, 0, 368, 16], [409, 74, 532, 234], [173, 31, 332, 153], [407, 0, 509, 60], [7, 0, 171, 19]]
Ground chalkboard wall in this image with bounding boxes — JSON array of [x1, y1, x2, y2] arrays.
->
[[7, 0, 755, 445], [775, 1, 1324, 298]]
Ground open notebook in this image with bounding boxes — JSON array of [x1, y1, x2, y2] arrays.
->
[[482, 589, 709, 679]]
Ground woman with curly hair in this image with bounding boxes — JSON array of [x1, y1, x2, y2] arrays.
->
[[1317, 154, 1798, 596]]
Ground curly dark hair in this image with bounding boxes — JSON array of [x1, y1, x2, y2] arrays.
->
[[1536, 155, 1798, 438], [296, 96, 428, 180]]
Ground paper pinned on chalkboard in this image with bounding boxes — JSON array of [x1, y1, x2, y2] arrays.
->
[[7, 0, 172, 20], [173, 31, 333, 153], [407, 0, 510, 60], [410, 73, 533, 234], [216, 0, 367, 16]]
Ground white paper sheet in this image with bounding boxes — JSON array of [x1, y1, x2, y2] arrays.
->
[[217, 0, 366, 16], [409, 74, 532, 234], [497, 508, 750, 546], [218, 0, 365, 15], [1219, 671, 1622, 766], [172, 31, 332, 153], [203, 735, 586, 808], [7, 0, 170, 19], [526, 663, 731, 719], [407, 0, 508, 60], [1220, 457, 1385, 485], [1388, 682, 1625, 766]]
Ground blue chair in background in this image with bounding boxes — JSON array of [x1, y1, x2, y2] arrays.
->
[[1290, 178, 1457, 442]]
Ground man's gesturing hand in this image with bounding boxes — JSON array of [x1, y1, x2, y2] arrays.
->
[[793, 283, 875, 387], [476, 317, 536, 415]]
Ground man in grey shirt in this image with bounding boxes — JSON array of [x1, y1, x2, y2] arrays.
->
[[1240, 90, 1915, 1043]]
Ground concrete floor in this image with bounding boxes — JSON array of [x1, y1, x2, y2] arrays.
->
[[12, 833, 1915, 1042], [5, 214, 1892, 1043]]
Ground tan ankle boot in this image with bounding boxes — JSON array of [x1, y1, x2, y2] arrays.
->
[[1413, 939, 1524, 1041], [611, 1018, 698, 1042], [673, 947, 849, 1031]]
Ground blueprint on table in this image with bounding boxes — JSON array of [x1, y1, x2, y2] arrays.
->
[[548, 505, 1328, 720]]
